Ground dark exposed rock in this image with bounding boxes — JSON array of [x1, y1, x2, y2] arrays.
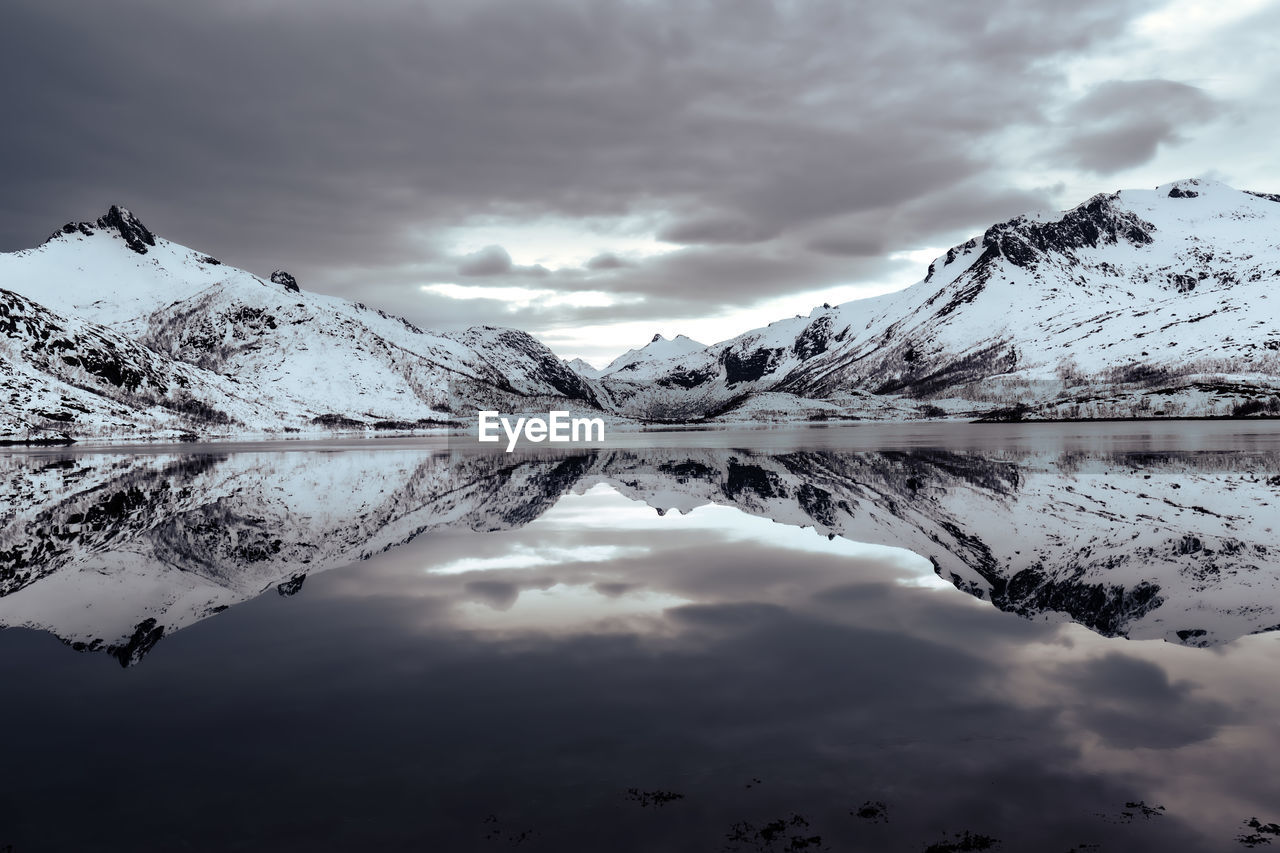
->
[[721, 346, 783, 385], [277, 573, 306, 596], [311, 413, 366, 429], [47, 205, 157, 255], [980, 193, 1155, 269], [657, 460, 717, 481], [108, 618, 165, 667], [1168, 187, 1200, 198], [270, 270, 301, 293], [793, 315, 833, 360], [96, 206, 156, 254], [724, 459, 787, 500], [997, 572, 1164, 638], [656, 366, 716, 389]]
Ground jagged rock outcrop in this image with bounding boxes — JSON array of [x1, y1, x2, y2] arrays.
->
[[270, 270, 300, 293], [48, 204, 157, 255]]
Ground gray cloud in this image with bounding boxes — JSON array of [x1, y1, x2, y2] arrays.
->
[[457, 245, 514, 277], [1054, 80, 1221, 174], [657, 214, 779, 245], [1053, 653, 1236, 749], [0, 0, 1184, 340], [584, 252, 629, 270]]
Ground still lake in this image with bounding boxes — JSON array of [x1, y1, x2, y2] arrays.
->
[[2, 423, 1280, 852]]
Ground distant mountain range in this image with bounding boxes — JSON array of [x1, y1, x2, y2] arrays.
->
[[3, 443, 1276, 664], [593, 179, 1280, 422], [3, 178, 1279, 440]]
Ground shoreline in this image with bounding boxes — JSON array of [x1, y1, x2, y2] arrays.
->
[[6, 416, 1280, 454]]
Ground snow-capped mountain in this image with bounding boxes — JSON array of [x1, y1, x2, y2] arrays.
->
[[598, 333, 707, 378], [563, 357, 602, 378], [0, 206, 601, 440], [4, 441, 1277, 663], [597, 179, 1280, 420]]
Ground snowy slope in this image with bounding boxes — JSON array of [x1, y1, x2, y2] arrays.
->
[[598, 333, 707, 378], [0, 288, 271, 440], [563, 357, 602, 378], [0, 207, 601, 439], [601, 179, 1280, 419]]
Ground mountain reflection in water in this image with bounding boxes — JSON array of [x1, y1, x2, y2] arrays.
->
[[1, 427, 1279, 851]]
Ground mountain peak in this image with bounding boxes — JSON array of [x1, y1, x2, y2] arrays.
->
[[977, 191, 1155, 270], [651, 333, 665, 343], [47, 204, 157, 255]]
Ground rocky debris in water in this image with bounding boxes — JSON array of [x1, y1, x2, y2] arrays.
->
[[1237, 817, 1280, 847], [625, 788, 685, 808], [852, 800, 888, 823], [480, 814, 534, 846], [270, 270, 301, 293], [107, 617, 165, 667], [277, 573, 306, 596], [1096, 801, 1166, 824], [922, 830, 1001, 852], [724, 814, 822, 851]]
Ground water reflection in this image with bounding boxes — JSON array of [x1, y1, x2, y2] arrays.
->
[[1, 432, 1280, 851], [2, 439, 1279, 663]]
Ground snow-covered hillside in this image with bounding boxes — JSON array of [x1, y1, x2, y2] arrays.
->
[[0, 207, 600, 440], [3, 442, 1277, 663], [598, 179, 1280, 420]]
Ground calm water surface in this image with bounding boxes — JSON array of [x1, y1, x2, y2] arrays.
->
[[2, 424, 1280, 852]]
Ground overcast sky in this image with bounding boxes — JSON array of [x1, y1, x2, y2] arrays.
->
[[4, 0, 1278, 364]]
